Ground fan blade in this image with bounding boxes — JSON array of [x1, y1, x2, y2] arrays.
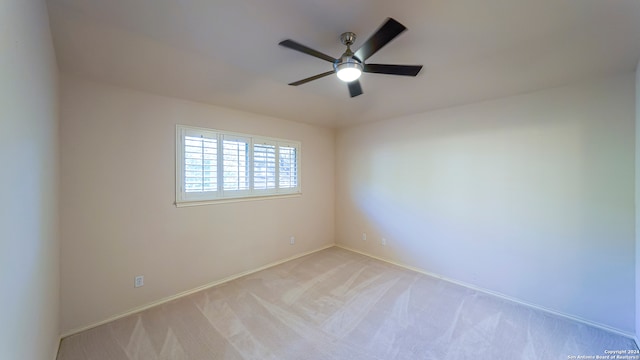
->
[[288, 71, 335, 86], [354, 18, 406, 62], [279, 40, 337, 63], [364, 64, 422, 76], [347, 80, 363, 97]]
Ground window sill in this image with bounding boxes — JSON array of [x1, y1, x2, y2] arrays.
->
[[175, 193, 302, 207]]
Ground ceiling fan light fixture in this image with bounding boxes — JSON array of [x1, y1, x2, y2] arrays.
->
[[335, 59, 363, 82]]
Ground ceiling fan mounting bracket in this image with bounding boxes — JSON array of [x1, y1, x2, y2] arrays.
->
[[340, 32, 357, 47]]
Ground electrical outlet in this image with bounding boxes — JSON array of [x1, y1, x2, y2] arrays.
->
[[290, 236, 295, 245], [134, 275, 144, 288], [381, 238, 387, 246], [362, 233, 367, 241]]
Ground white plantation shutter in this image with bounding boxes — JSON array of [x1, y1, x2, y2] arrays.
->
[[222, 135, 249, 192], [184, 135, 217, 193], [279, 145, 298, 190], [253, 142, 276, 191], [176, 125, 300, 206]]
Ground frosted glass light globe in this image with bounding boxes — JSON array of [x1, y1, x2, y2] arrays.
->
[[337, 67, 362, 82]]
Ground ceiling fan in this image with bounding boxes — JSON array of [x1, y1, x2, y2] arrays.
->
[[279, 18, 423, 98]]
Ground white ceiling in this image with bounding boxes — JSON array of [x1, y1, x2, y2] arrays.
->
[[47, 0, 640, 128]]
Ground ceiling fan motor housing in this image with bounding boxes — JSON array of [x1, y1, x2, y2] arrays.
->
[[334, 32, 363, 79], [334, 55, 363, 73]]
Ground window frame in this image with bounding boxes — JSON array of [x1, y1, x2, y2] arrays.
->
[[176, 125, 301, 207]]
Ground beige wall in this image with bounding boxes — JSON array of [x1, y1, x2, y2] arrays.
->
[[59, 75, 335, 334], [336, 73, 636, 334], [0, 0, 60, 359]]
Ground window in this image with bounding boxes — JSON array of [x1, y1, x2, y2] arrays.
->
[[176, 125, 301, 206]]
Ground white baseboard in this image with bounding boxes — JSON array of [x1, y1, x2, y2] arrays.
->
[[60, 244, 335, 339], [336, 245, 637, 341]]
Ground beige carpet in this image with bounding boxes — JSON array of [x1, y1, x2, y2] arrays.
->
[[57, 247, 637, 359]]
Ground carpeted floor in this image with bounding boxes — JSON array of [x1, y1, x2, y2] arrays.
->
[[57, 246, 638, 359]]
